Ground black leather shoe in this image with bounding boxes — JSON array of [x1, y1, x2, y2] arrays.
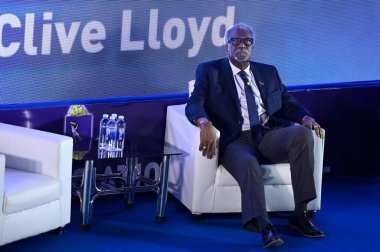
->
[[288, 214, 324, 238], [262, 224, 284, 248]]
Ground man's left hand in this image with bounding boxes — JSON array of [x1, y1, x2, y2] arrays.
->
[[301, 116, 324, 139]]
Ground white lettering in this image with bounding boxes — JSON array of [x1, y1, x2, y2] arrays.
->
[[0, 13, 21, 57], [163, 18, 185, 49], [24, 13, 38, 56], [81, 21, 106, 53], [148, 9, 160, 49], [120, 10, 144, 51], [144, 162, 160, 181], [41, 12, 53, 55], [212, 6, 235, 47], [1, 6, 236, 58], [188, 17, 211, 58], [55, 22, 81, 54]]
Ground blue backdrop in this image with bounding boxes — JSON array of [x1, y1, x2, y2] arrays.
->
[[1, 1, 379, 105]]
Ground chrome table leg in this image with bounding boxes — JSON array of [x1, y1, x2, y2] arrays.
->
[[80, 160, 93, 231], [156, 155, 170, 223]]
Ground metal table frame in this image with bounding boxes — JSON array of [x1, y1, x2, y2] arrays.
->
[[72, 151, 177, 231]]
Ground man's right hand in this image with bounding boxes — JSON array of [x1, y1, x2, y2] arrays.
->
[[196, 117, 216, 159]]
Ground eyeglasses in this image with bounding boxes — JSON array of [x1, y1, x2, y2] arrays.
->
[[228, 38, 254, 46]]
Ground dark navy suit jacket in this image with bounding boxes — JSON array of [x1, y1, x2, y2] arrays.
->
[[185, 58, 312, 156]]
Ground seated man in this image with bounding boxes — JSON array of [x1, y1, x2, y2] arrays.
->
[[185, 22, 324, 248]]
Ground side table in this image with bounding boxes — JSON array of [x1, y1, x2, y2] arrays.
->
[[72, 144, 182, 231]]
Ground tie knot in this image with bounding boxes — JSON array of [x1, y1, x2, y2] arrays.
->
[[238, 71, 250, 86]]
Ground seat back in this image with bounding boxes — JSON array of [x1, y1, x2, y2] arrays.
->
[[188, 80, 195, 96]]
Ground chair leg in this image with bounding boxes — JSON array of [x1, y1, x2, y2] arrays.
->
[[51, 227, 63, 235], [192, 213, 205, 222]]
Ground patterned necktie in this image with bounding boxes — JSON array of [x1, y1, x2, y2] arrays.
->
[[238, 70, 263, 145]]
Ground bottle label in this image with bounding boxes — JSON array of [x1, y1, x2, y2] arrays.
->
[[117, 128, 125, 141], [106, 127, 116, 140]]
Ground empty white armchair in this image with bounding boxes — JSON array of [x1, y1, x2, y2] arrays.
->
[[0, 123, 73, 246], [165, 104, 325, 215]]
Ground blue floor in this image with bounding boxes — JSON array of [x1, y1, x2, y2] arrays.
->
[[1, 174, 379, 252]]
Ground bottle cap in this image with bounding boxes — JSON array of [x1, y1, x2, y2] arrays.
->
[[118, 115, 124, 119], [103, 114, 109, 118]]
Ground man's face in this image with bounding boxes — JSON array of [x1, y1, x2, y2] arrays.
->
[[224, 28, 253, 65]]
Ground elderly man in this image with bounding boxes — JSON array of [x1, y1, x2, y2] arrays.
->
[[185, 23, 324, 248]]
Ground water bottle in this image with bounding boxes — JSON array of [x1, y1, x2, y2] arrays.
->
[[115, 115, 126, 151], [105, 115, 117, 151], [98, 114, 109, 149]]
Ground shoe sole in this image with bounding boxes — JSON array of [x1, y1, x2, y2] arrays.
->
[[264, 238, 284, 248], [288, 223, 325, 238]]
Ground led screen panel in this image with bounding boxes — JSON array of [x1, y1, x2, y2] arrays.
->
[[0, 1, 379, 104]]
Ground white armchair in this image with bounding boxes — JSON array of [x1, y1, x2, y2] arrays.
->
[[0, 123, 73, 246], [165, 104, 325, 216]]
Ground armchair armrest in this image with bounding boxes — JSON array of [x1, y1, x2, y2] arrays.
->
[[308, 128, 325, 210], [165, 104, 221, 212], [0, 123, 73, 180], [0, 154, 5, 214]]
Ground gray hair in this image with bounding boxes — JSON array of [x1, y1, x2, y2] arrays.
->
[[224, 23, 256, 45]]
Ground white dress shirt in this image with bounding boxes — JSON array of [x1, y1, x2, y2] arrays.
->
[[229, 61, 268, 131]]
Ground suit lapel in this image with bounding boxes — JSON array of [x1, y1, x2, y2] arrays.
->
[[250, 62, 268, 105], [219, 59, 241, 109]]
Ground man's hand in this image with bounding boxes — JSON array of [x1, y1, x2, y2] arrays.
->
[[301, 115, 324, 139], [196, 117, 216, 159]]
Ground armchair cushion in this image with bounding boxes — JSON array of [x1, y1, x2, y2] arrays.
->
[[4, 168, 60, 215]]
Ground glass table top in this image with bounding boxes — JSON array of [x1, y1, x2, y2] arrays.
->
[[73, 139, 183, 161]]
